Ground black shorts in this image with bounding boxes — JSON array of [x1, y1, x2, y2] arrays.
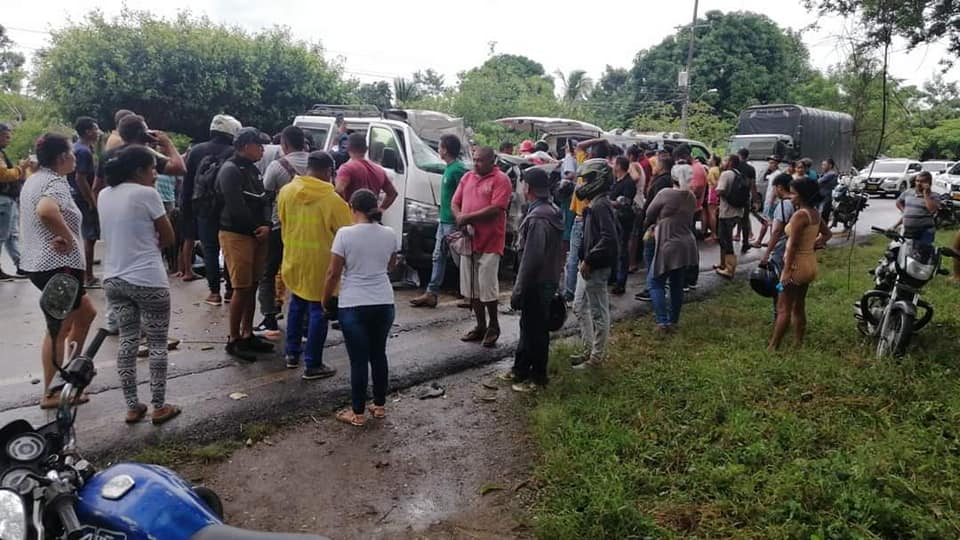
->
[[27, 267, 86, 311]]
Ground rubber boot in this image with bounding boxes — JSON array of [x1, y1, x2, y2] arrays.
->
[[716, 254, 736, 279]]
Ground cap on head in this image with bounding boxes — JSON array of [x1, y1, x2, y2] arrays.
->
[[233, 127, 270, 149], [519, 139, 535, 154], [767, 155, 782, 163], [210, 114, 242, 139], [522, 167, 551, 196]]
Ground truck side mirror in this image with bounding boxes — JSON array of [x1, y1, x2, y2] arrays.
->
[[382, 148, 403, 173]]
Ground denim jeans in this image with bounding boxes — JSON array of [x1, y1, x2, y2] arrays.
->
[[197, 215, 228, 294], [339, 304, 395, 415], [616, 217, 634, 287], [0, 195, 22, 269], [426, 222, 456, 295], [643, 237, 656, 290], [650, 268, 686, 326], [574, 267, 611, 358], [563, 217, 584, 300], [512, 283, 555, 385], [257, 228, 283, 316], [285, 294, 328, 369]]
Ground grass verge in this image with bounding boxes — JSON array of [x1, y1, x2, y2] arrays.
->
[[531, 237, 960, 538]]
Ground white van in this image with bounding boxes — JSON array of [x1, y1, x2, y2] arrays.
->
[[293, 105, 449, 278]]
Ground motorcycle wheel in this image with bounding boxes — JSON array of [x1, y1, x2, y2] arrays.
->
[[194, 486, 224, 519], [876, 309, 913, 360]]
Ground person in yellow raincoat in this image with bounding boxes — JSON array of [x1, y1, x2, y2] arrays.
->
[[277, 150, 352, 380]]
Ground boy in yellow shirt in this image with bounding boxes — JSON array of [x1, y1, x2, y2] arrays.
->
[[277, 150, 353, 380]]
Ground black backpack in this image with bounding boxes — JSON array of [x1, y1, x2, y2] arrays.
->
[[724, 169, 751, 209], [192, 150, 232, 218]]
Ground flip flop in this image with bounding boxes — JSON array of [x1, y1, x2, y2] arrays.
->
[[336, 409, 365, 427], [367, 404, 386, 419], [181, 275, 202, 282]]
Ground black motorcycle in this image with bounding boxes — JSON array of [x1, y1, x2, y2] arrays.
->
[[934, 192, 960, 229], [831, 184, 869, 230], [854, 227, 958, 358]]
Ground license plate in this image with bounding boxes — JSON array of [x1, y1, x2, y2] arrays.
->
[[866, 185, 878, 192], [952, 192, 960, 201]]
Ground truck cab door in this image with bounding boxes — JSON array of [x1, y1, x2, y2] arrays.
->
[[366, 122, 406, 250]]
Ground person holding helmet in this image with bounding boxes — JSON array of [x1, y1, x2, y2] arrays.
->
[[502, 168, 564, 392], [571, 158, 618, 369]]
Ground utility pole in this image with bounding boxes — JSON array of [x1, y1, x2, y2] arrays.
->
[[679, 0, 699, 136]]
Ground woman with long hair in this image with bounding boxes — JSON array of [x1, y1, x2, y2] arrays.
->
[[98, 145, 180, 424], [768, 178, 831, 350], [19, 133, 96, 409], [324, 189, 398, 427]]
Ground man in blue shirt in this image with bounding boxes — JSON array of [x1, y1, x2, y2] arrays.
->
[[67, 117, 102, 287]]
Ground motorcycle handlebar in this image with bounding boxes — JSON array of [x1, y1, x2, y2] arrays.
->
[[84, 328, 109, 359], [51, 497, 83, 540]]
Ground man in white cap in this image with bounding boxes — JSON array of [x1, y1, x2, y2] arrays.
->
[[182, 114, 242, 306]]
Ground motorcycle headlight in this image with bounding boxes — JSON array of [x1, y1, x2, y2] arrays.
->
[[0, 489, 27, 540], [405, 200, 439, 225], [905, 257, 936, 281]]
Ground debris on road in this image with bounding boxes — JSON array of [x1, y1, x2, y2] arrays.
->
[[419, 382, 445, 400], [229, 392, 249, 401]]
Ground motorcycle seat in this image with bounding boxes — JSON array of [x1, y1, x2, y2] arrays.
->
[[190, 525, 330, 540]]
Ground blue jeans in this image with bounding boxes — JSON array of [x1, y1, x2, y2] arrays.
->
[[339, 304, 395, 414], [563, 217, 584, 300], [650, 268, 685, 326], [426, 222, 456, 295], [285, 294, 328, 369], [0, 195, 22, 269], [916, 227, 936, 248], [643, 237, 656, 290], [197, 215, 228, 295]]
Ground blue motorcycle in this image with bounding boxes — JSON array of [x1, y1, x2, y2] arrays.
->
[[0, 273, 328, 540]]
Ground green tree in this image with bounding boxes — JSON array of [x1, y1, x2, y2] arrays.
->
[[392, 77, 421, 105], [805, 0, 960, 60], [627, 11, 811, 118], [32, 10, 349, 140], [555, 69, 594, 102], [353, 81, 392, 110], [0, 92, 67, 159], [0, 25, 26, 93], [584, 66, 632, 129], [449, 54, 560, 129], [412, 69, 446, 97]]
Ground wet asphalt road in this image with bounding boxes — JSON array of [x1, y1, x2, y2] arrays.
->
[[0, 199, 902, 457]]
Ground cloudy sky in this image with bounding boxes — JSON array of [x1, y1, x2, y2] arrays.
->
[[5, 0, 958, 90]]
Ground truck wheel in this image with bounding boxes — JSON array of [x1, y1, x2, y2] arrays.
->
[[193, 486, 224, 519]]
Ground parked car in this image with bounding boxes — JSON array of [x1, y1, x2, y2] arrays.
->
[[932, 161, 960, 200], [853, 159, 923, 197], [921, 160, 955, 175]]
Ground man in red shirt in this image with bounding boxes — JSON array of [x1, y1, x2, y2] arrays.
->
[[335, 132, 398, 210], [452, 146, 513, 348]]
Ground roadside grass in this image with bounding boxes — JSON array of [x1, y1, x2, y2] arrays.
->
[[532, 237, 960, 539], [127, 420, 278, 467]]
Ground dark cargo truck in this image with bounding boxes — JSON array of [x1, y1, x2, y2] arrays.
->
[[729, 104, 855, 195]]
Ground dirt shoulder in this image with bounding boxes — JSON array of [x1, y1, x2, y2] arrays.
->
[[180, 360, 535, 539]]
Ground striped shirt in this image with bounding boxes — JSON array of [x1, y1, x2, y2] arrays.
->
[[897, 189, 937, 231]]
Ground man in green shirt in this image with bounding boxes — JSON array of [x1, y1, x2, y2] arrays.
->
[[411, 134, 467, 308]]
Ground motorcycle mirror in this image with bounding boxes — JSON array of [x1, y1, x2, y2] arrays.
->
[[39, 273, 80, 352]]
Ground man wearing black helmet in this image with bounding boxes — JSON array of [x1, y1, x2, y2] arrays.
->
[[571, 158, 618, 369]]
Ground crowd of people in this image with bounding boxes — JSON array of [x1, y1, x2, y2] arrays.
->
[[2, 113, 960, 425]]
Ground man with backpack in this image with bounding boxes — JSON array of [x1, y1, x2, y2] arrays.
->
[[186, 114, 242, 306], [254, 126, 309, 338], [715, 154, 750, 278], [217, 127, 274, 362]]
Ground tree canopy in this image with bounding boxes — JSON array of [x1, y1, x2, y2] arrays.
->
[[0, 26, 26, 93], [32, 11, 349, 140]]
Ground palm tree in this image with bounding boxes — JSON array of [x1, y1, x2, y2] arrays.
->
[[555, 69, 594, 102], [393, 77, 421, 105]]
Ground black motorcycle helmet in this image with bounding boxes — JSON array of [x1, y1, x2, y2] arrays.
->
[[750, 264, 780, 298]]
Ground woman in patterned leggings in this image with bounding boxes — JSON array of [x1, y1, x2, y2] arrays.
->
[[99, 145, 180, 424]]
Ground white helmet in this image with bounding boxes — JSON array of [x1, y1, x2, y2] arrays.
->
[[209, 114, 242, 139]]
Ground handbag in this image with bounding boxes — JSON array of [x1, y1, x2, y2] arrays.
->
[[445, 225, 474, 258]]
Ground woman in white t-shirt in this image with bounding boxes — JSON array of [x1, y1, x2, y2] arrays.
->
[[98, 146, 180, 425], [323, 189, 398, 427]]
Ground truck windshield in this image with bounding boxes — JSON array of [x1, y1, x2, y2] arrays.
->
[[863, 162, 907, 174], [409, 130, 446, 174], [300, 127, 330, 151], [729, 137, 780, 159]]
